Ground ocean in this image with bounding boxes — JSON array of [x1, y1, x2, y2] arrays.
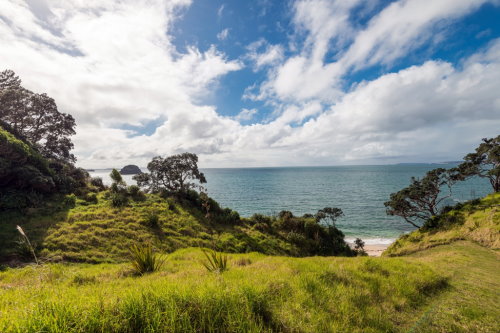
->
[[88, 164, 491, 244]]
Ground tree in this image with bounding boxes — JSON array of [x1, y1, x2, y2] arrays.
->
[[384, 168, 453, 228], [0, 70, 76, 163], [450, 135, 500, 192], [315, 207, 344, 227], [134, 153, 206, 194]]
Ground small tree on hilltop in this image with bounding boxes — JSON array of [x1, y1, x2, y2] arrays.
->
[[384, 168, 453, 228], [315, 207, 344, 228], [134, 153, 206, 195], [450, 135, 500, 193]]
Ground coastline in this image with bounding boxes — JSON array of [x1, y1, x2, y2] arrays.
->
[[363, 244, 389, 257], [345, 238, 394, 257]]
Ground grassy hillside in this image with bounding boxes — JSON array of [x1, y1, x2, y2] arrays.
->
[[1, 194, 498, 331], [384, 193, 500, 256], [1, 190, 355, 263], [0, 193, 297, 263], [403, 241, 499, 332], [0, 248, 448, 332]]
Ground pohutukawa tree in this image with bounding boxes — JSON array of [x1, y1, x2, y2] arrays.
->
[[315, 207, 344, 228], [450, 135, 500, 193], [134, 153, 206, 194], [0, 69, 76, 163], [384, 168, 454, 228]]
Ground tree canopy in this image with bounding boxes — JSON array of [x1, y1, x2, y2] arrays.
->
[[315, 207, 344, 228], [134, 153, 206, 194], [0, 69, 76, 163], [450, 135, 500, 192], [384, 168, 453, 228]]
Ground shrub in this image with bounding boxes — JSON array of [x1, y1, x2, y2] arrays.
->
[[128, 185, 146, 201], [201, 249, 228, 273], [63, 194, 77, 208], [90, 177, 105, 190], [85, 193, 98, 204], [129, 243, 166, 275], [144, 211, 160, 228], [110, 193, 128, 207]]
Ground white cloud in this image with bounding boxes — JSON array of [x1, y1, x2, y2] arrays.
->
[[256, 0, 498, 104], [234, 108, 258, 122], [246, 39, 284, 70], [1, 0, 499, 169], [217, 28, 229, 41], [217, 4, 225, 18]]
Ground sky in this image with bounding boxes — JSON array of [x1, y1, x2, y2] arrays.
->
[[1, 0, 499, 168]]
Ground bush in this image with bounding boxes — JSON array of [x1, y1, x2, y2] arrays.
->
[[110, 193, 128, 207], [85, 193, 98, 204], [129, 243, 166, 275], [144, 211, 160, 228], [63, 194, 77, 208], [128, 185, 146, 201], [90, 177, 105, 190]]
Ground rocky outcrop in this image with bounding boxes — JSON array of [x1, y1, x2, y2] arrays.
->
[[119, 165, 142, 175]]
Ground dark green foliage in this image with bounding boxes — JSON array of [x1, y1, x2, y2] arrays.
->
[[255, 210, 354, 256], [450, 135, 500, 192], [201, 249, 228, 273], [315, 207, 344, 227], [0, 70, 76, 163], [128, 185, 146, 201], [144, 211, 160, 228], [110, 192, 129, 207], [354, 238, 367, 256], [0, 124, 89, 211], [129, 243, 166, 275], [62, 194, 77, 208], [90, 177, 105, 190], [109, 169, 129, 207], [384, 168, 453, 228], [85, 193, 98, 204], [134, 153, 206, 194]]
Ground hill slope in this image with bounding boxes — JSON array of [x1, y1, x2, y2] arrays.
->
[[0, 190, 355, 263], [384, 193, 500, 256], [0, 195, 498, 331]]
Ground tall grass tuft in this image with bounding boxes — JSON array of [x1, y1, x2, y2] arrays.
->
[[202, 249, 228, 273], [16, 225, 39, 265], [129, 243, 166, 275]]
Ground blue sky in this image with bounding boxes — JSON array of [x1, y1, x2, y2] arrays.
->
[[1, 0, 499, 168]]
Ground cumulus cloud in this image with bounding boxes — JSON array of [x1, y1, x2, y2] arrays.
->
[[256, 0, 498, 104], [1, 0, 499, 169]]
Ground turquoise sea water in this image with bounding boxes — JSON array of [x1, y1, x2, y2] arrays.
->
[[89, 164, 491, 243]]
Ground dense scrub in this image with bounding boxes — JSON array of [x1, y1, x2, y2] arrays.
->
[[0, 124, 89, 210], [384, 193, 500, 256], [0, 249, 447, 332]]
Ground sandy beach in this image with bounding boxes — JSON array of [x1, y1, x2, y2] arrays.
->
[[363, 244, 389, 257], [345, 239, 392, 257]]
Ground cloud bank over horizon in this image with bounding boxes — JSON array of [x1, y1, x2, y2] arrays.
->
[[1, 0, 499, 168]]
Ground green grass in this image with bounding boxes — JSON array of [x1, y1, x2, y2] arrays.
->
[[0, 248, 449, 332], [1, 194, 499, 331], [384, 192, 500, 257], [404, 241, 500, 332], [0, 193, 297, 263]]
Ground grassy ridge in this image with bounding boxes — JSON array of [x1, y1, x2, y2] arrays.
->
[[0, 249, 447, 332], [0, 193, 298, 262], [384, 193, 500, 256]]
